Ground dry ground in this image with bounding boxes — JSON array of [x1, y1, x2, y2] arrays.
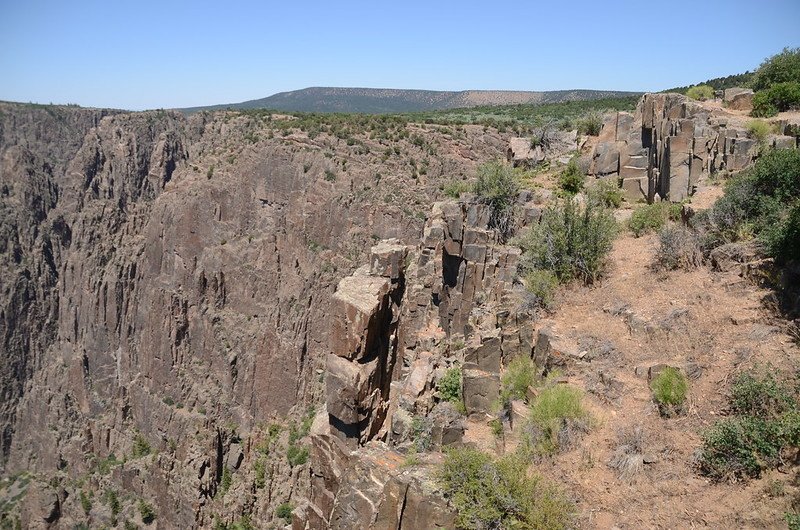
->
[[548, 231, 798, 529], [466, 227, 798, 529]]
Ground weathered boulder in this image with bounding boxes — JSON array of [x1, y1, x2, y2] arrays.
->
[[463, 368, 500, 416], [429, 402, 464, 448], [724, 88, 754, 111], [464, 330, 502, 373], [370, 239, 408, 279], [534, 324, 578, 370], [330, 271, 395, 362]]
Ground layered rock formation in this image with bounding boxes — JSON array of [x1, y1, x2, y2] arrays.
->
[[588, 93, 798, 202], [297, 193, 547, 527]]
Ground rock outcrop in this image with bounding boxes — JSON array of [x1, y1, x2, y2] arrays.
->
[[297, 193, 543, 527], [588, 93, 798, 202]]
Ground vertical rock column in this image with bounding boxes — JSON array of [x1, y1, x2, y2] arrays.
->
[[326, 240, 408, 448]]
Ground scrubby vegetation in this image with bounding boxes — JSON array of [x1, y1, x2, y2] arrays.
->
[[746, 119, 773, 150], [138, 499, 156, 524], [752, 82, 800, 117], [439, 448, 573, 529], [650, 367, 688, 416], [628, 202, 682, 237], [576, 112, 603, 136], [276, 503, 294, 523], [518, 196, 617, 285], [132, 434, 151, 459], [665, 71, 754, 95], [608, 426, 646, 482], [437, 365, 463, 404], [752, 47, 800, 92], [654, 225, 701, 271], [694, 148, 800, 263], [523, 268, 559, 309], [473, 161, 519, 240], [558, 158, 585, 195], [397, 96, 639, 132], [750, 48, 800, 117], [698, 369, 799, 482], [441, 179, 471, 199], [499, 356, 537, 406], [686, 85, 715, 101], [588, 178, 624, 209], [525, 383, 591, 454], [286, 444, 309, 467]]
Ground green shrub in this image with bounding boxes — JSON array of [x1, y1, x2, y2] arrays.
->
[[439, 448, 573, 530], [286, 445, 309, 467], [752, 47, 800, 91], [132, 433, 151, 458], [138, 500, 156, 524], [654, 226, 701, 270], [436, 366, 462, 404], [94, 453, 121, 475], [650, 367, 688, 416], [589, 178, 624, 208], [473, 161, 520, 240], [746, 119, 772, 150], [696, 148, 800, 262], [698, 369, 798, 482], [229, 516, 254, 530], [628, 202, 681, 237], [219, 467, 232, 496], [500, 356, 537, 405], [79, 490, 92, 516], [524, 268, 558, 308], [787, 512, 800, 530], [729, 370, 796, 418], [276, 503, 294, 523], [698, 416, 786, 481], [576, 112, 603, 136], [442, 180, 471, 199], [518, 197, 617, 284], [105, 489, 121, 518], [411, 415, 433, 452], [489, 418, 504, 438], [751, 82, 800, 117], [558, 158, 585, 195], [686, 85, 715, 101], [254, 458, 266, 489], [527, 384, 590, 454], [751, 90, 779, 118]]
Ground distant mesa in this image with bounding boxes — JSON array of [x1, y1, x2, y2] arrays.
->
[[180, 87, 642, 114]]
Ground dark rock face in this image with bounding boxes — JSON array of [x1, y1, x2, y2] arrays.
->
[[0, 102, 507, 527]]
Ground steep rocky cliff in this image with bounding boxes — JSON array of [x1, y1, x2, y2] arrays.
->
[[2, 94, 798, 529], [0, 102, 508, 528]]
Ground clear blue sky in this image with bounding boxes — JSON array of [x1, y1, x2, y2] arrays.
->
[[1, 0, 798, 110]]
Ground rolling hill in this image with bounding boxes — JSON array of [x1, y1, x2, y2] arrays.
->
[[180, 86, 642, 114]]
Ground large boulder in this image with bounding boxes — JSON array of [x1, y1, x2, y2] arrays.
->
[[724, 88, 754, 111]]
